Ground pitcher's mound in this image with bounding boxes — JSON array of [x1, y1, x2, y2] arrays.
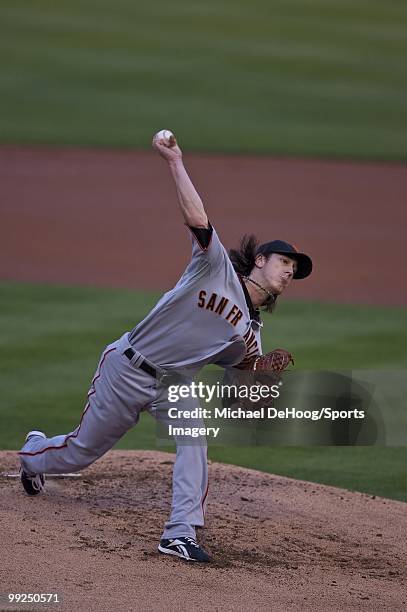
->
[[1, 450, 405, 611]]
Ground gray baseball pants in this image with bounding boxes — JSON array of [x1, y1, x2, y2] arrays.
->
[[19, 333, 208, 540]]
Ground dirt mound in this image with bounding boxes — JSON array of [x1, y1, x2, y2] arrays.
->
[[0, 450, 405, 611]]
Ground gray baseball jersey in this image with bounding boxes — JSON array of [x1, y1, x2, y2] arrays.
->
[[129, 224, 262, 370], [19, 224, 264, 542]]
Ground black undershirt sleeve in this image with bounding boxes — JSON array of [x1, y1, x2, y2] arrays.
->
[[188, 222, 213, 250]]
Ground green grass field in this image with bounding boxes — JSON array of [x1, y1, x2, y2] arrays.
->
[[1, 282, 406, 500], [1, 0, 407, 159]]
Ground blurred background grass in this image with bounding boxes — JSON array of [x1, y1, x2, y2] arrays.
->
[[1, 282, 406, 500], [1, 0, 407, 158], [1, 1, 406, 500]]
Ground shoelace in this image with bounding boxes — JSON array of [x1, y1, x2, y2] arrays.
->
[[30, 474, 44, 493], [184, 537, 199, 548]]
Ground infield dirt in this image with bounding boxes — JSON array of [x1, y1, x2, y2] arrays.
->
[[1, 146, 406, 305], [0, 450, 406, 611]]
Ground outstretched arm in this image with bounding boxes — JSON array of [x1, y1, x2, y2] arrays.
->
[[152, 132, 208, 229]]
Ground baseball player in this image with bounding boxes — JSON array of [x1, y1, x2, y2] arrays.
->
[[19, 131, 312, 563]]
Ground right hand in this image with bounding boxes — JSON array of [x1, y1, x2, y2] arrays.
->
[[152, 132, 183, 163]]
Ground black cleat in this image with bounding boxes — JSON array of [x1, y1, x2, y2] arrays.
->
[[20, 470, 45, 496], [158, 537, 211, 562], [20, 431, 46, 496]]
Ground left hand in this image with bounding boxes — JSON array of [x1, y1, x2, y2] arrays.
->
[[253, 348, 294, 372]]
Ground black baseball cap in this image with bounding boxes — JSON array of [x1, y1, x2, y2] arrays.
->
[[256, 240, 313, 280]]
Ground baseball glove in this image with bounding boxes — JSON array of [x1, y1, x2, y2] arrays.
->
[[241, 348, 294, 373], [252, 348, 294, 373], [227, 349, 294, 413]]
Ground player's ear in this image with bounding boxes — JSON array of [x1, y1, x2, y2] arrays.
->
[[254, 254, 266, 269]]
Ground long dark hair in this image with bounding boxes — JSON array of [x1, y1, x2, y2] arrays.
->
[[229, 235, 277, 313]]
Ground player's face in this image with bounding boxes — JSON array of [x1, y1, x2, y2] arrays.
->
[[259, 253, 297, 295]]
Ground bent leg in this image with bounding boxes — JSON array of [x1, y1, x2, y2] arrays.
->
[[20, 397, 137, 475], [20, 336, 156, 476]]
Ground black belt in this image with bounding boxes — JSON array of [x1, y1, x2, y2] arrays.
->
[[124, 348, 158, 379]]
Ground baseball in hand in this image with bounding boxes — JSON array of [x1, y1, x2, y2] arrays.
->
[[154, 129, 174, 145]]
